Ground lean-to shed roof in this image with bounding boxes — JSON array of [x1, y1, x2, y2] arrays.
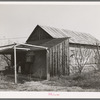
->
[[38, 25, 100, 46], [28, 38, 68, 48], [0, 38, 68, 53]]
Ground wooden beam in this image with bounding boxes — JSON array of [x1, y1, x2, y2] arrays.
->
[[0, 43, 16, 48], [0, 46, 13, 50], [14, 46, 17, 84], [16, 47, 30, 51], [16, 43, 48, 49]]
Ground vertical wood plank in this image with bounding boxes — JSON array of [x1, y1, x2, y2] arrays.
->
[[57, 44, 60, 77], [53, 47, 55, 76], [46, 49, 50, 80], [51, 48, 53, 76], [67, 39, 70, 75], [61, 43, 63, 75], [64, 41, 66, 75], [60, 43, 62, 75], [52, 48, 55, 76], [56, 45, 58, 75], [63, 41, 65, 75], [64, 41, 66, 74], [55, 46, 57, 75], [62, 41, 65, 75], [65, 39, 70, 75], [49, 48, 52, 77]]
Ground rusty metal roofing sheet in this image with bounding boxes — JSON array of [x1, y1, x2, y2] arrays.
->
[[39, 25, 100, 45]]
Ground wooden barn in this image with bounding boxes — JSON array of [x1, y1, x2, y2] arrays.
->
[[0, 25, 100, 82]]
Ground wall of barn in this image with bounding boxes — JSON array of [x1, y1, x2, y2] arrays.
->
[[69, 44, 99, 74], [27, 25, 52, 43], [32, 50, 47, 79], [47, 39, 69, 77]]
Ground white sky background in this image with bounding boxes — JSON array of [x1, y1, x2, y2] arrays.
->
[[0, 2, 100, 45]]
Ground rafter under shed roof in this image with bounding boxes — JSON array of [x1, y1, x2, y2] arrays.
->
[[0, 43, 47, 54]]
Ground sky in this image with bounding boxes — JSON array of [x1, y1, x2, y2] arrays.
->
[[0, 2, 100, 45]]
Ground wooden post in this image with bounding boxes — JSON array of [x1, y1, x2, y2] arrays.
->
[[14, 45, 17, 84], [46, 49, 50, 80]]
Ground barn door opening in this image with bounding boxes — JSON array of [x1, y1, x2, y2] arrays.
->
[[25, 51, 35, 76]]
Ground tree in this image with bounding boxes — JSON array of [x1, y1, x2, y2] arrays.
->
[[70, 47, 92, 74], [2, 54, 11, 67], [93, 43, 100, 71]]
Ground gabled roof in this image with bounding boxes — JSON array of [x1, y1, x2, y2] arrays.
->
[[32, 25, 100, 46]]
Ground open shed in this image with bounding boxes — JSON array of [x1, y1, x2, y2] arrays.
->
[[0, 25, 100, 83], [0, 37, 69, 82]]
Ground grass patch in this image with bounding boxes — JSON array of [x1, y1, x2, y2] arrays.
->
[[42, 71, 100, 90], [0, 71, 100, 91]]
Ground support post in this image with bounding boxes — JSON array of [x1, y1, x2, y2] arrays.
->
[[46, 49, 50, 80], [14, 45, 17, 84]]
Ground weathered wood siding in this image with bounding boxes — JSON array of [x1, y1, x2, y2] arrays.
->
[[27, 26, 52, 42], [47, 39, 69, 77], [69, 44, 99, 74]]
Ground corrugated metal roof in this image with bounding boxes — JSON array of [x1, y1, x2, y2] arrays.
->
[[39, 25, 100, 45]]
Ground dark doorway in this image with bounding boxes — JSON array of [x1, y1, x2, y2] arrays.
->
[[25, 51, 35, 75]]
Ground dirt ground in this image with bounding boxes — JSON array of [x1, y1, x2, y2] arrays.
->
[[1, 71, 100, 91], [0, 80, 99, 92], [15, 81, 100, 92]]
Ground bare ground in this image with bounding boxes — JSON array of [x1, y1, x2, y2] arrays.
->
[[1, 71, 100, 91]]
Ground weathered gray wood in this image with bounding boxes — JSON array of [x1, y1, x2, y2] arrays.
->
[[46, 49, 50, 80], [49, 49, 52, 75], [57, 44, 60, 77], [27, 26, 52, 42], [63, 41, 65, 75], [53, 47, 55, 76], [51, 48, 53, 76], [45, 38, 70, 77], [60, 43, 63, 75], [55, 46, 57, 75], [65, 40, 68, 75], [66, 39, 70, 75], [63, 41, 66, 74], [52, 48, 55, 76], [62, 41, 65, 75]]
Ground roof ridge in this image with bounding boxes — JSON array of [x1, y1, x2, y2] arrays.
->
[[39, 25, 99, 40], [39, 25, 100, 45]]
